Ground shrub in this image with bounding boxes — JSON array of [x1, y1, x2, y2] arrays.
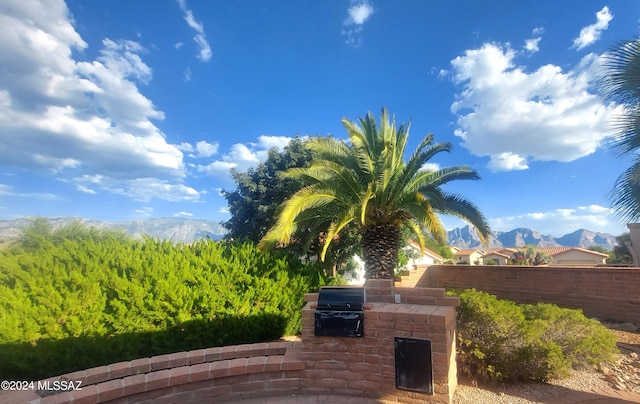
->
[[448, 289, 618, 382], [0, 222, 328, 379]]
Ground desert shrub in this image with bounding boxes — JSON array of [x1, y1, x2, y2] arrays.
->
[[448, 289, 617, 382], [0, 222, 327, 379]]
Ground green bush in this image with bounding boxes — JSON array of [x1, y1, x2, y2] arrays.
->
[[448, 289, 618, 382], [0, 221, 328, 379]]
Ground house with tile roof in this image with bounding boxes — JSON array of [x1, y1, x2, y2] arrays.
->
[[453, 248, 485, 265], [481, 249, 513, 265], [534, 247, 608, 265], [403, 240, 443, 268], [480, 247, 609, 266]]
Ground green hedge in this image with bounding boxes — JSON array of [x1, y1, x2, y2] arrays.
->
[[0, 222, 327, 379], [448, 289, 618, 382]]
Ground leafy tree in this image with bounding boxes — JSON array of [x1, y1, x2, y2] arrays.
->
[[223, 137, 360, 275], [259, 109, 491, 279], [510, 245, 552, 266], [599, 38, 640, 222], [587, 245, 615, 263], [608, 233, 633, 264], [223, 137, 313, 243]]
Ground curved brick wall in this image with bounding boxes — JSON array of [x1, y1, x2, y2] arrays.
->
[[4, 341, 305, 404]]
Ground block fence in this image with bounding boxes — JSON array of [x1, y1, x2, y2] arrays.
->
[[407, 265, 640, 324]]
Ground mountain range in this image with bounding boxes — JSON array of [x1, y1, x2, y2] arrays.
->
[[447, 225, 618, 250], [0, 217, 226, 244], [0, 217, 619, 250]]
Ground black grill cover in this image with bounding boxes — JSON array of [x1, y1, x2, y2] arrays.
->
[[314, 286, 365, 337], [316, 286, 366, 310]]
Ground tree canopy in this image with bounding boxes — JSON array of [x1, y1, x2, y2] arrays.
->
[[259, 109, 490, 279], [599, 38, 640, 222], [222, 137, 360, 274]]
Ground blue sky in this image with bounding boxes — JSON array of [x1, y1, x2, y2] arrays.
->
[[1, 0, 640, 237]]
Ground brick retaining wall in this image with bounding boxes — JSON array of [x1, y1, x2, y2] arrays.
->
[[411, 265, 640, 324], [4, 341, 304, 404]]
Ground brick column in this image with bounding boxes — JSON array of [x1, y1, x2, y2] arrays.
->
[[364, 278, 395, 303]]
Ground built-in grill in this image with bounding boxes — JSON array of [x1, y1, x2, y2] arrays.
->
[[314, 286, 366, 337]]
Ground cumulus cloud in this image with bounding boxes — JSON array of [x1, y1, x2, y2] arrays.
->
[[197, 135, 294, 178], [572, 6, 613, 50], [341, 0, 375, 47], [182, 140, 219, 158], [0, 0, 200, 203], [524, 37, 541, 53], [490, 204, 618, 236], [176, 0, 212, 62], [70, 175, 202, 203], [421, 162, 440, 172], [449, 42, 619, 171], [524, 27, 544, 54]]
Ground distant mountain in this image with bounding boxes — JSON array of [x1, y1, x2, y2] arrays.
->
[[0, 217, 620, 250], [447, 225, 618, 250], [0, 217, 227, 244]]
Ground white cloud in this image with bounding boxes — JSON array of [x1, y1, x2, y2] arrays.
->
[[486, 152, 529, 171], [341, 1, 375, 47], [195, 140, 219, 157], [0, 0, 201, 203], [135, 206, 154, 217], [532, 27, 545, 36], [174, 211, 193, 217], [255, 135, 293, 150], [175, 41, 184, 49], [197, 135, 294, 178], [572, 6, 613, 50], [450, 43, 619, 172], [489, 204, 620, 236], [176, 0, 212, 62], [0, 183, 59, 200], [197, 160, 236, 177], [76, 185, 96, 194], [345, 2, 375, 25], [421, 162, 440, 172], [65, 173, 202, 203], [524, 37, 541, 53], [183, 67, 192, 82]]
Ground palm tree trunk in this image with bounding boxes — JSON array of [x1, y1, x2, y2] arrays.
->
[[361, 224, 400, 279]]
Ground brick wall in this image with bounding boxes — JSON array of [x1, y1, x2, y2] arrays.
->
[[411, 265, 640, 324], [4, 341, 304, 404], [300, 279, 459, 404]]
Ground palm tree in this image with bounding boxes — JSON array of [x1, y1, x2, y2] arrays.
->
[[259, 109, 491, 279], [599, 38, 640, 223]]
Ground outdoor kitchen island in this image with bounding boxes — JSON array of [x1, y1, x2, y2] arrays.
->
[[300, 279, 459, 404]]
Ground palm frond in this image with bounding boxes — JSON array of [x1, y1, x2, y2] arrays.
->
[[259, 185, 338, 248], [610, 157, 640, 223], [320, 212, 356, 261], [435, 193, 491, 244]]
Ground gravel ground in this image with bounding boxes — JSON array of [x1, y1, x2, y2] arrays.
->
[[453, 324, 640, 403]]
